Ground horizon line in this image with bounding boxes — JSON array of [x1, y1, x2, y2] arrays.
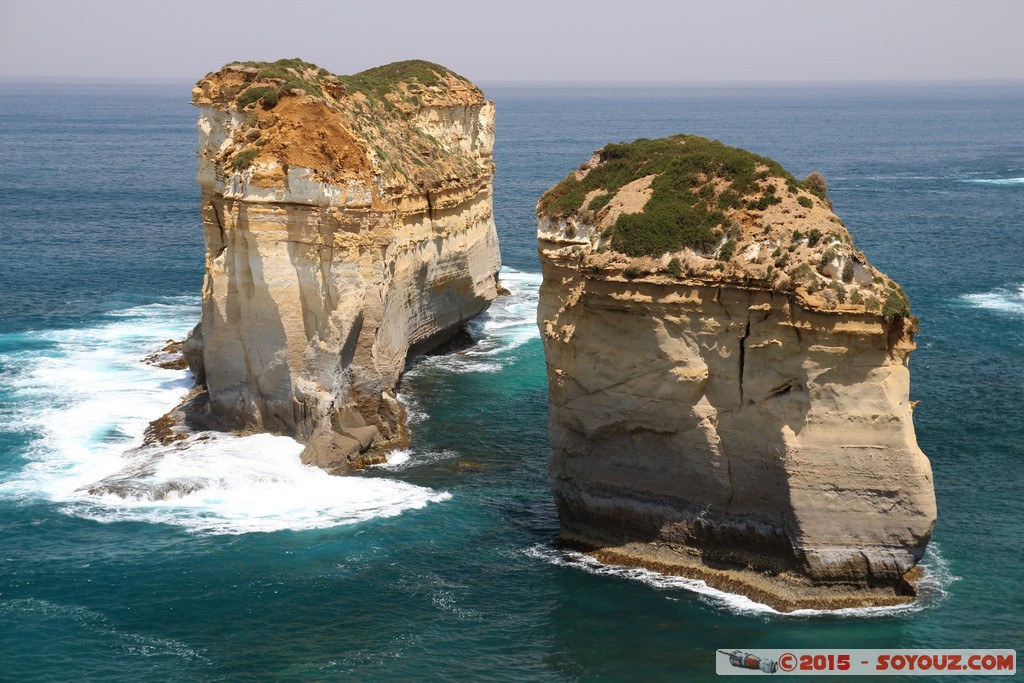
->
[[1, 74, 1023, 87]]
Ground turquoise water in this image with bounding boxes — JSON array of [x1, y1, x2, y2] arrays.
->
[[0, 81, 1021, 680]]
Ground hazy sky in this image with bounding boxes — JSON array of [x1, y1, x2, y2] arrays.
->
[[1, 0, 1021, 82]]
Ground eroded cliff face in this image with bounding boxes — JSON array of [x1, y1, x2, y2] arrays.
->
[[537, 135, 935, 610], [184, 59, 500, 472]]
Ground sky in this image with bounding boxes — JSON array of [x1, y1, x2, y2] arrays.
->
[[1, 0, 1022, 82]]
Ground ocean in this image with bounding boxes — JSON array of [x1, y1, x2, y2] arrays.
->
[[0, 79, 1021, 681]]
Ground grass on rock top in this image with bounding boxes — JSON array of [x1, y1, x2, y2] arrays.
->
[[232, 58, 329, 99], [228, 58, 466, 113], [538, 134, 805, 258], [355, 59, 466, 88], [217, 58, 477, 176]]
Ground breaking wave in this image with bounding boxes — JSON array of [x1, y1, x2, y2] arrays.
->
[[962, 284, 1024, 316], [0, 298, 449, 534]]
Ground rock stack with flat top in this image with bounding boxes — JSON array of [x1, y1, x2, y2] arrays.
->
[[182, 59, 501, 472]]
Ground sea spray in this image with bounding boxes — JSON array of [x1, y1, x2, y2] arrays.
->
[[74, 431, 451, 535], [0, 299, 450, 534]]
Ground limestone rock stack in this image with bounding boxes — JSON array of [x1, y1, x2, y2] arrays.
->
[[185, 59, 501, 472], [536, 135, 936, 610]]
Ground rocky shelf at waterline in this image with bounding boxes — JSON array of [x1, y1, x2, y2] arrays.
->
[[536, 134, 936, 611], [158, 59, 501, 474]]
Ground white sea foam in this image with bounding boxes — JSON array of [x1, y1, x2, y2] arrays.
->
[[0, 299, 449, 534], [1, 269, 541, 531], [961, 177, 1024, 185], [2, 299, 202, 494], [373, 448, 459, 472], [524, 544, 778, 614], [485, 268, 543, 351], [405, 268, 542, 377], [962, 284, 1024, 315], [69, 432, 450, 534], [525, 543, 957, 619], [379, 448, 413, 468], [396, 391, 427, 426]]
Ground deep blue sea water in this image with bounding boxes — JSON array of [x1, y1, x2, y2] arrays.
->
[[0, 80, 1021, 681]]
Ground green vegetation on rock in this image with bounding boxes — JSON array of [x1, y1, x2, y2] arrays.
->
[[237, 86, 279, 108], [750, 193, 782, 211], [842, 259, 855, 283], [718, 239, 737, 261], [882, 286, 911, 320], [666, 257, 683, 277], [587, 191, 612, 212], [804, 171, 828, 197], [232, 147, 260, 170], [227, 58, 464, 112], [233, 58, 328, 99], [538, 134, 802, 257], [355, 59, 464, 88], [209, 58, 484, 189]]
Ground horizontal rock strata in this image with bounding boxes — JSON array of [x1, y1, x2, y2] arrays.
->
[[537, 135, 936, 610], [183, 59, 501, 472]]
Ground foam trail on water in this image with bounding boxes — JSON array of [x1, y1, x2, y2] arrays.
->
[[961, 177, 1024, 185], [0, 299, 449, 534], [962, 284, 1024, 316], [0, 597, 211, 665], [526, 543, 956, 618]]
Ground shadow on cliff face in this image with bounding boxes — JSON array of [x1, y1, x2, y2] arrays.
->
[[544, 275, 931, 601], [205, 201, 295, 433], [552, 481, 807, 577], [545, 281, 812, 579], [420, 325, 479, 356]]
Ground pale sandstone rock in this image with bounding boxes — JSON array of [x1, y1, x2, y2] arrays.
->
[[537, 136, 936, 610], [183, 60, 501, 472]]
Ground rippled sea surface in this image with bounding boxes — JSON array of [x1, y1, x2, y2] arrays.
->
[[1, 80, 1021, 681]]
